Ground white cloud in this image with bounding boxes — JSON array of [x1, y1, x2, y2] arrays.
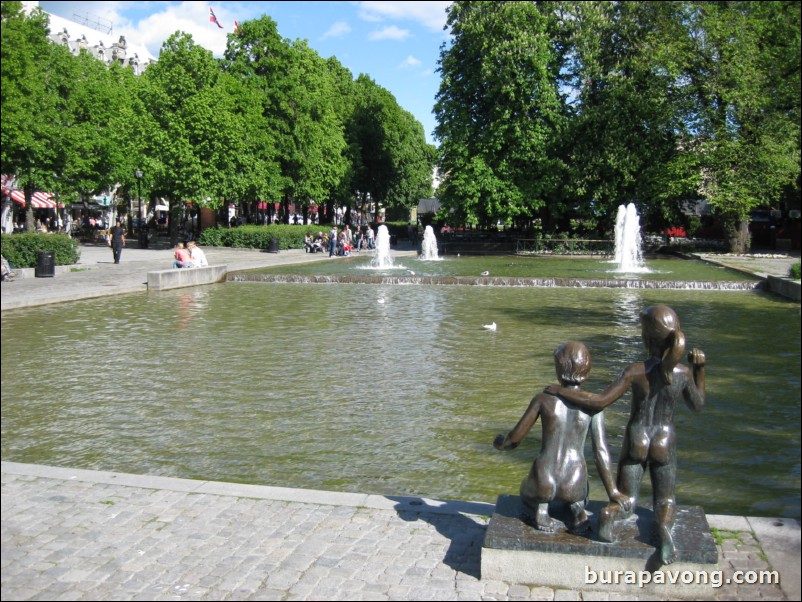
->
[[134, 2, 231, 57], [398, 55, 421, 69], [357, 1, 451, 32], [368, 25, 410, 42], [321, 21, 352, 40]]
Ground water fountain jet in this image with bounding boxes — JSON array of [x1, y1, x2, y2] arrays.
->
[[369, 224, 395, 269], [420, 225, 441, 261], [612, 203, 648, 273]]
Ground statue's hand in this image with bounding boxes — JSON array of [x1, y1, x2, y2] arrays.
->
[[493, 434, 506, 450], [610, 490, 632, 511], [688, 348, 706, 367]]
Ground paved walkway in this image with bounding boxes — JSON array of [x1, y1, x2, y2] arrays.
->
[[2, 242, 800, 600], [2, 462, 799, 601]]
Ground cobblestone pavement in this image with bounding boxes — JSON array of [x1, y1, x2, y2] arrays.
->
[[1, 463, 798, 601]]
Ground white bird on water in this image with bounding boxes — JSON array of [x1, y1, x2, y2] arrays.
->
[[378, 297, 385, 304], [483, 322, 497, 331]]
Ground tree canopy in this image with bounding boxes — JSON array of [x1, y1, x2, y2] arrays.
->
[[435, 0, 801, 249], [1, 1, 436, 230]]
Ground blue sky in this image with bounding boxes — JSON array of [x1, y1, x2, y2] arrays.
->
[[36, 1, 453, 145]]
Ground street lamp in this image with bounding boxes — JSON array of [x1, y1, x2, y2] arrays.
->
[[135, 170, 145, 248]]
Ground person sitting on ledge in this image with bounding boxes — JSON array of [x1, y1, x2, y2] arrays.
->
[[187, 241, 208, 267], [172, 242, 193, 269], [494, 341, 629, 534]]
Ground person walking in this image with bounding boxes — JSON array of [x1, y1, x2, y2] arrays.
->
[[329, 225, 338, 257], [109, 218, 126, 264]]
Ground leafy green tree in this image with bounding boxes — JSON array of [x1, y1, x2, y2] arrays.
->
[[435, 0, 565, 228], [275, 40, 348, 222], [139, 32, 252, 240], [549, 1, 695, 233], [348, 75, 435, 222], [677, 1, 800, 250], [56, 54, 136, 207], [434, 0, 799, 248], [324, 56, 360, 220], [223, 17, 349, 223], [1, 1, 69, 230]]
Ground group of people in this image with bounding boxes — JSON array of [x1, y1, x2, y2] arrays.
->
[[304, 231, 327, 254], [173, 241, 208, 269], [303, 225, 376, 257]]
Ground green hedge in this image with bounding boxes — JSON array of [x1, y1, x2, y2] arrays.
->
[[198, 224, 314, 250], [1, 233, 80, 268], [790, 262, 801, 280]]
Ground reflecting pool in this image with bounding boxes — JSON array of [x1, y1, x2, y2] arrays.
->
[[1, 281, 799, 519]]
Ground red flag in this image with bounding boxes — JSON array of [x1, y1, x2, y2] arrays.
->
[[234, 20, 240, 33], [209, 7, 223, 29]]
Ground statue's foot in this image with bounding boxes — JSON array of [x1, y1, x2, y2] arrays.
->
[[660, 526, 677, 565], [598, 515, 616, 542], [569, 518, 591, 535], [534, 514, 564, 533]]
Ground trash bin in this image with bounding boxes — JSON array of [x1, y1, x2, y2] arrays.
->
[[35, 250, 55, 278], [269, 238, 280, 253]]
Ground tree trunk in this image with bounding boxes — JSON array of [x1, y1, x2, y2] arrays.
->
[[726, 218, 750, 254]]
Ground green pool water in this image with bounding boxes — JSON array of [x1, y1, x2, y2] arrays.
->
[[2, 281, 798, 519]]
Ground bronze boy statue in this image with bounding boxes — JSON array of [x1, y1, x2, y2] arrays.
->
[[545, 305, 706, 564], [494, 341, 630, 534]]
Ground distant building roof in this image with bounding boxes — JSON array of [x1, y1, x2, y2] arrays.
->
[[22, 1, 157, 74]]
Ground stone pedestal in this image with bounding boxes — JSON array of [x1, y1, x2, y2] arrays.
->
[[481, 495, 719, 598]]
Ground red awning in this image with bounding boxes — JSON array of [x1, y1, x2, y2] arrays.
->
[[3, 188, 26, 206], [2, 175, 62, 208], [30, 191, 58, 208], [2, 190, 63, 209]]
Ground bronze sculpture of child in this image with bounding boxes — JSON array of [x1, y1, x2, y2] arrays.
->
[[494, 341, 630, 534]]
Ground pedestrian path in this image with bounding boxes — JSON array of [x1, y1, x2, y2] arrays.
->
[[2, 242, 413, 311], [1, 462, 798, 601]]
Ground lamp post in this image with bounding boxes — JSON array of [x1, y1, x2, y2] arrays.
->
[[135, 170, 146, 248]]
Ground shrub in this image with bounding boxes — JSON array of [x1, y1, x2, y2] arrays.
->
[[198, 224, 311, 250], [790, 262, 801, 280], [0, 233, 80, 268]]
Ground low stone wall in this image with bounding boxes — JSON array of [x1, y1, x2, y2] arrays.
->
[[767, 275, 801, 302], [147, 265, 228, 291], [10, 265, 96, 279]]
